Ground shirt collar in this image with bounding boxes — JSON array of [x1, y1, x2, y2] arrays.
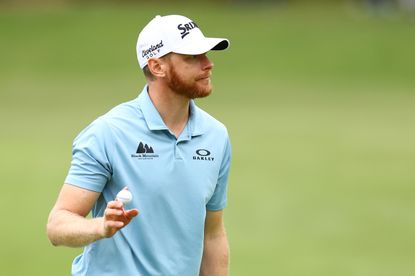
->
[[188, 99, 204, 137], [137, 85, 168, 131], [137, 85, 206, 137]]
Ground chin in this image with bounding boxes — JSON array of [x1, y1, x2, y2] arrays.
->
[[194, 85, 212, 99], [195, 91, 211, 99]]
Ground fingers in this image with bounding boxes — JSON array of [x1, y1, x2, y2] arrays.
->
[[104, 201, 126, 221], [101, 201, 139, 238], [105, 220, 124, 229], [105, 208, 123, 217], [107, 200, 123, 209]]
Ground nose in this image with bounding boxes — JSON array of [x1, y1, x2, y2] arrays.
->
[[201, 54, 214, 71]]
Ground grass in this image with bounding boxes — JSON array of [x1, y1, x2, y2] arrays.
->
[[1, 2, 414, 275]]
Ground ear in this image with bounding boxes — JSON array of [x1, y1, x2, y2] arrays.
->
[[147, 58, 168, 78]]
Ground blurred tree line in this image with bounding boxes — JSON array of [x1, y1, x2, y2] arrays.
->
[[0, 0, 414, 11]]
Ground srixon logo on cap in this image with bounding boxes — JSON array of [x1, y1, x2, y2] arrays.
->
[[177, 21, 199, 39]]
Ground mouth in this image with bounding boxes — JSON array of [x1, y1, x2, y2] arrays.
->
[[197, 77, 211, 85], [197, 72, 212, 81]]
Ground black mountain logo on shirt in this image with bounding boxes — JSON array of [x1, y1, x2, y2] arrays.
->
[[136, 142, 154, 153], [131, 141, 159, 159]]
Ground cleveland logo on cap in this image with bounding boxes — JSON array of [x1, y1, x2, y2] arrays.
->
[[177, 21, 199, 39], [142, 40, 164, 59]]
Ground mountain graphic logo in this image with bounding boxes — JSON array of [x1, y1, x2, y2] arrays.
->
[[136, 142, 154, 154]]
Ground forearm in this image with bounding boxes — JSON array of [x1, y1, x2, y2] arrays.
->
[[47, 209, 104, 247], [200, 231, 229, 276]]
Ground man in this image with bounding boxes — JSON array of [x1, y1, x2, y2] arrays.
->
[[47, 14, 231, 276]]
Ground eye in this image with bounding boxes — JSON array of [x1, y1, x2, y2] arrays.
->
[[183, 55, 198, 62]]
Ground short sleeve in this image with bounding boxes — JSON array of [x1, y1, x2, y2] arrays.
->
[[64, 118, 113, 192], [206, 134, 231, 211]]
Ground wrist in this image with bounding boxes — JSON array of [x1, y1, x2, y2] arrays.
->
[[92, 217, 106, 240]]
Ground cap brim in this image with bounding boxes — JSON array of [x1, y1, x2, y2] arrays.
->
[[172, 37, 229, 55]]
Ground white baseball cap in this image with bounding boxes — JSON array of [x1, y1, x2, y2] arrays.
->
[[136, 15, 229, 69]]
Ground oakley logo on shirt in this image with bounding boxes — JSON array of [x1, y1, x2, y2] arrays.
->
[[193, 149, 214, 161]]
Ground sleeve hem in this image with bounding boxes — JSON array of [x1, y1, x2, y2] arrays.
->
[[206, 202, 227, 211], [64, 177, 104, 193]]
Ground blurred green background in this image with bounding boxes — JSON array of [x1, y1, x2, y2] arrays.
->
[[1, 1, 414, 275]]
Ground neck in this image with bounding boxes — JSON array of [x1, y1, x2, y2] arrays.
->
[[147, 82, 190, 138]]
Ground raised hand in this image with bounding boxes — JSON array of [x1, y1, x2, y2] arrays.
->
[[101, 200, 139, 238]]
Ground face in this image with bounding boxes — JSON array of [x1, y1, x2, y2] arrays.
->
[[164, 53, 214, 99]]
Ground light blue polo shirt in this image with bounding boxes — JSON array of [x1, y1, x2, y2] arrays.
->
[[65, 85, 231, 276]]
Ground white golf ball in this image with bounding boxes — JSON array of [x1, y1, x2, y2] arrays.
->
[[116, 189, 133, 204]]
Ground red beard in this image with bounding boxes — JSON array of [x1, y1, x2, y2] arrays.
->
[[166, 66, 212, 99]]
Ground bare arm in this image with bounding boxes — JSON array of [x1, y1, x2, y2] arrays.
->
[[47, 184, 138, 247], [200, 210, 229, 276]]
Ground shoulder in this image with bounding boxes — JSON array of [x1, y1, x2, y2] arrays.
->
[[74, 98, 141, 142], [194, 105, 229, 138], [101, 98, 141, 125], [94, 97, 145, 133]]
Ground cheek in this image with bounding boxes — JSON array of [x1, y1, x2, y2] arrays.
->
[[183, 66, 196, 77], [181, 69, 198, 83]]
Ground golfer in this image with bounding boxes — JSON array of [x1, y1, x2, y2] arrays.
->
[[47, 14, 231, 276]]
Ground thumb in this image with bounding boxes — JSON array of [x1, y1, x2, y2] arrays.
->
[[125, 209, 139, 218]]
